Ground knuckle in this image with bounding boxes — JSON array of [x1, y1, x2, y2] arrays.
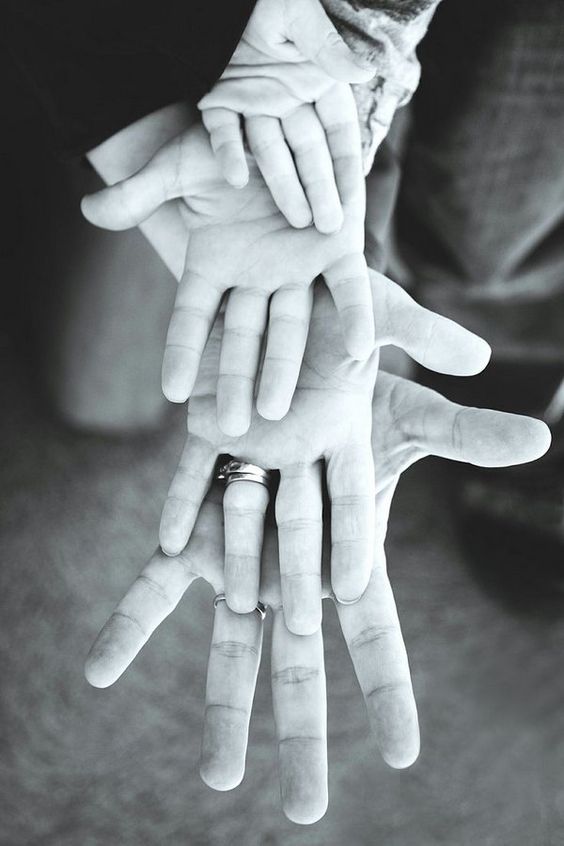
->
[[211, 640, 258, 659], [349, 624, 398, 652], [272, 665, 321, 686]]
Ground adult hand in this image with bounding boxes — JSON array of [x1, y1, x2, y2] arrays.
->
[[82, 122, 374, 435], [85, 373, 550, 824], [159, 270, 491, 629]]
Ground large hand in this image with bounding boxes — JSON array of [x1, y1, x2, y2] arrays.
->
[[82, 122, 374, 435], [159, 270, 491, 629], [84, 374, 550, 824]]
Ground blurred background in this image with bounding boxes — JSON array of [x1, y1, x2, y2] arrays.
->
[[1, 159, 564, 846], [3, 4, 564, 841]]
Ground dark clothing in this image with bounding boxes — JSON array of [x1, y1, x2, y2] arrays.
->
[[3, 1, 255, 158], [395, 0, 564, 361]]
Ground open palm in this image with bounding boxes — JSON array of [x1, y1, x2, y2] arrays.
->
[[82, 122, 373, 435], [160, 271, 491, 630], [85, 371, 550, 824]]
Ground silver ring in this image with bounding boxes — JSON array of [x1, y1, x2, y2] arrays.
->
[[329, 590, 362, 606], [213, 592, 268, 621], [217, 458, 272, 489]]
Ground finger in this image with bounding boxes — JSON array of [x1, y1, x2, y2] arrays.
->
[[383, 375, 552, 468], [245, 116, 312, 229], [201, 108, 249, 188], [326, 443, 376, 604], [282, 104, 343, 234], [257, 285, 313, 420], [336, 563, 420, 769], [217, 288, 269, 436], [324, 253, 375, 359], [370, 270, 492, 376], [81, 140, 192, 231], [271, 608, 328, 825], [162, 269, 223, 403], [201, 599, 263, 791], [314, 83, 364, 201], [85, 549, 198, 688], [289, 0, 374, 83], [200, 77, 303, 119], [275, 462, 323, 635], [224, 480, 270, 614], [159, 435, 217, 556]]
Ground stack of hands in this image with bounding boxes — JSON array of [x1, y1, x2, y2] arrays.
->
[[81, 0, 551, 825]]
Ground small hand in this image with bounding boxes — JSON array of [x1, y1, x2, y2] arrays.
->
[[199, 46, 360, 233], [82, 122, 374, 434], [159, 270, 491, 629], [85, 374, 550, 823]]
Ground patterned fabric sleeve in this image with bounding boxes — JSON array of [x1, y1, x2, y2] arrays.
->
[[322, 0, 442, 172]]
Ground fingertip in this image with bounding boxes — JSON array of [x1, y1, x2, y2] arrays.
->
[[199, 759, 244, 792], [282, 203, 313, 230], [343, 323, 375, 361], [161, 354, 193, 404], [370, 706, 420, 770], [256, 391, 290, 422], [159, 512, 188, 558], [283, 797, 328, 826], [224, 162, 249, 189], [380, 734, 420, 770], [84, 654, 114, 689], [450, 332, 492, 376], [280, 744, 328, 825], [313, 207, 344, 236], [162, 383, 189, 404], [284, 609, 322, 637], [225, 592, 259, 616], [216, 401, 252, 438]]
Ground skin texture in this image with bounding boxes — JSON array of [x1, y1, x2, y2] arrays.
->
[[158, 273, 491, 625], [82, 121, 375, 435], [85, 372, 550, 825]]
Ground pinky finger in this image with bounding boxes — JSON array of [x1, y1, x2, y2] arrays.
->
[[324, 253, 375, 360], [257, 285, 313, 420], [201, 108, 249, 188], [336, 557, 419, 769]]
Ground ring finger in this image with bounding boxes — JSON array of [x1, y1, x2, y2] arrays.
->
[[224, 478, 270, 614]]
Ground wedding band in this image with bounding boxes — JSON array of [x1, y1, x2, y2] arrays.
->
[[213, 592, 268, 621], [329, 590, 362, 606], [217, 458, 272, 489]]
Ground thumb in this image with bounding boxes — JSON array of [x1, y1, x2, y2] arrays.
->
[[81, 138, 194, 231], [371, 270, 492, 377], [289, 0, 374, 83]]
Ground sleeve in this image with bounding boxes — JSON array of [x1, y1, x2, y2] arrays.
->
[[3, 1, 256, 159], [322, 0, 442, 173]]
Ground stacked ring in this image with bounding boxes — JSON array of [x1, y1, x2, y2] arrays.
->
[[217, 458, 272, 489], [213, 592, 268, 621]]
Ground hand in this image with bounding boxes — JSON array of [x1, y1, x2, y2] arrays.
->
[[200, 71, 358, 234], [159, 270, 491, 630], [82, 122, 374, 434], [199, 42, 360, 233], [84, 373, 550, 824]]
